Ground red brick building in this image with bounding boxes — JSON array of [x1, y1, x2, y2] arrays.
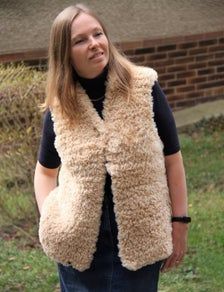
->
[[0, 0, 223, 109]]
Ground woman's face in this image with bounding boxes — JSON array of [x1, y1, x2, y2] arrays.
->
[[70, 13, 109, 79]]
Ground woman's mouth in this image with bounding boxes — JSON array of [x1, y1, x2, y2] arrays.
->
[[90, 52, 104, 60]]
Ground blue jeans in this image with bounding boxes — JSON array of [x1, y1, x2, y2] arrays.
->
[[57, 192, 162, 292]]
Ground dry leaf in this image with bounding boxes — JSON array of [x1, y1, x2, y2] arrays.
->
[[9, 257, 16, 261], [23, 265, 31, 270]]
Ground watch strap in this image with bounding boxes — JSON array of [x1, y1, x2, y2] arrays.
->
[[171, 216, 191, 223]]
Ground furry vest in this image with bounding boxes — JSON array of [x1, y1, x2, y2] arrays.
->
[[39, 65, 173, 272]]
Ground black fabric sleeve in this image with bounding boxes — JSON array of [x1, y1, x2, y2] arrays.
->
[[38, 110, 61, 168], [152, 81, 180, 156]]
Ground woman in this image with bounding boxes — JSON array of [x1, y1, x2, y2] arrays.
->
[[34, 4, 190, 292]]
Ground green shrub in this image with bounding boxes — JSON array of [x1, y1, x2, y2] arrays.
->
[[0, 64, 46, 226]]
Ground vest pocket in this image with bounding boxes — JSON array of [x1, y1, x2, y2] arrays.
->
[[39, 186, 59, 219]]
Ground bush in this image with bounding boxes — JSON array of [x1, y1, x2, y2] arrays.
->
[[0, 64, 46, 226], [178, 114, 224, 136]]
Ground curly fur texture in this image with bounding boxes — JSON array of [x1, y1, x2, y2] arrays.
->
[[39, 65, 173, 271]]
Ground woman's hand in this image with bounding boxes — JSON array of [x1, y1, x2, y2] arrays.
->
[[161, 222, 188, 272]]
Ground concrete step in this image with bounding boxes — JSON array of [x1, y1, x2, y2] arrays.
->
[[173, 99, 224, 130]]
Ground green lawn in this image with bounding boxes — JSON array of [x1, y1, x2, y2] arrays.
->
[[159, 129, 224, 292], [0, 239, 59, 291], [0, 127, 223, 291]]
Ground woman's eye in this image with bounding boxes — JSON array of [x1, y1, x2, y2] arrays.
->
[[75, 39, 84, 44], [71, 38, 86, 46], [95, 32, 103, 37]]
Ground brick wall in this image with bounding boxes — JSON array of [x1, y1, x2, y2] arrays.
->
[[1, 31, 223, 110], [0, 49, 48, 68], [119, 31, 224, 109]]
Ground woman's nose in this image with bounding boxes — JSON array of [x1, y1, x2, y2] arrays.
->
[[89, 37, 98, 49]]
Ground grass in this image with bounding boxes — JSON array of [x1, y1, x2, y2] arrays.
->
[[159, 128, 224, 292], [159, 189, 224, 292], [0, 239, 59, 292], [0, 126, 224, 291]]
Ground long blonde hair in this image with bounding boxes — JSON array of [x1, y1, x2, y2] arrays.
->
[[43, 4, 133, 121]]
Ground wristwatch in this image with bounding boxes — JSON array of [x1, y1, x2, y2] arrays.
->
[[171, 216, 191, 223]]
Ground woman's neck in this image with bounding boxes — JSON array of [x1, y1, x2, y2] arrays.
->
[[74, 66, 108, 100]]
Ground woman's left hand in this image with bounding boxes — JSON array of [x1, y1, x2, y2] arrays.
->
[[161, 222, 188, 272]]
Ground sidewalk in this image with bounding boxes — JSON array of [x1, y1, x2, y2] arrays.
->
[[173, 99, 224, 130]]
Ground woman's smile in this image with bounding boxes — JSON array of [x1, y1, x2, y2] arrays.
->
[[89, 51, 104, 61]]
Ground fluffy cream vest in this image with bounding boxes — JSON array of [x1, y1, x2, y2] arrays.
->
[[39, 65, 173, 272]]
